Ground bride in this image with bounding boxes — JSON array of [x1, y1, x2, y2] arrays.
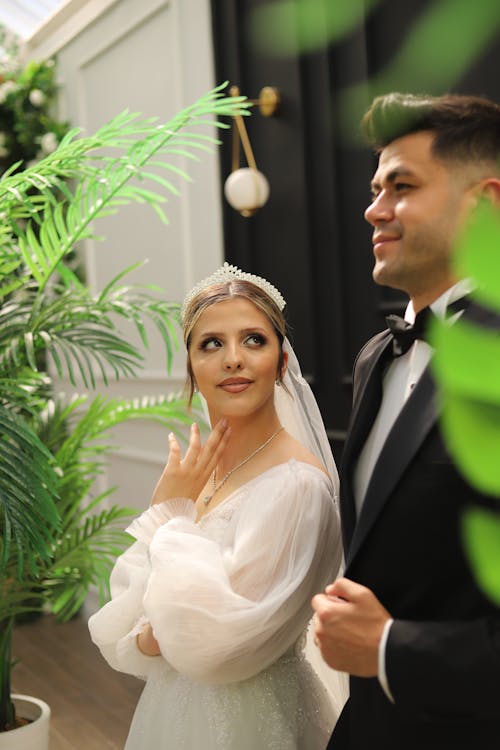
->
[[88, 263, 346, 748]]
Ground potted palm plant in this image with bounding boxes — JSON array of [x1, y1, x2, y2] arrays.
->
[[0, 83, 248, 746]]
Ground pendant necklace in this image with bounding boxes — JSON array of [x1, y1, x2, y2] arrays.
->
[[203, 426, 284, 506]]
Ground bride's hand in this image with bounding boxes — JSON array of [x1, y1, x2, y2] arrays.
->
[[136, 623, 161, 657], [150, 419, 231, 505]]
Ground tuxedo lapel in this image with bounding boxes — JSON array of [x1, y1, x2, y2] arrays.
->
[[345, 367, 439, 568], [340, 333, 393, 547], [342, 294, 475, 567]]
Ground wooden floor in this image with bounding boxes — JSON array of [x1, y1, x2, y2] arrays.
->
[[12, 613, 143, 750]]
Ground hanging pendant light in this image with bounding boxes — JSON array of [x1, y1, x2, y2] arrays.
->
[[223, 85, 279, 217], [224, 167, 270, 217]]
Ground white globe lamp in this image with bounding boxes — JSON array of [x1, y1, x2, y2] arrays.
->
[[224, 167, 270, 217]]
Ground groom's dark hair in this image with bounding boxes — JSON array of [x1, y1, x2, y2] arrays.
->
[[361, 92, 500, 169]]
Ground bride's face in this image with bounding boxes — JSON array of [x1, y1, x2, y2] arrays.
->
[[188, 297, 285, 420]]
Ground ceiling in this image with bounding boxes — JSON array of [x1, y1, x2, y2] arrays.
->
[[0, 0, 67, 40]]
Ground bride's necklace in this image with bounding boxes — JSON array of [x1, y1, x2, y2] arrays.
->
[[203, 426, 284, 506]]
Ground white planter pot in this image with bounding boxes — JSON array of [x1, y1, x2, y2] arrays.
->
[[0, 694, 50, 750]]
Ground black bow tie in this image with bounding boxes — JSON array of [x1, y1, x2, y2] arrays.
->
[[386, 306, 431, 357], [386, 297, 470, 357]]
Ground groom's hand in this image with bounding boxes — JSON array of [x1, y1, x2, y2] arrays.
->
[[311, 577, 391, 677]]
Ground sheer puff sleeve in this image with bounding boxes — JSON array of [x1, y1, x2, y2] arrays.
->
[[88, 499, 196, 680], [143, 461, 341, 684]]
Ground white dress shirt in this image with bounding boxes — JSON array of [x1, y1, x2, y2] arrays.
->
[[351, 279, 473, 701]]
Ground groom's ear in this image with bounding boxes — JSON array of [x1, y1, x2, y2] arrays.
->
[[476, 177, 500, 207]]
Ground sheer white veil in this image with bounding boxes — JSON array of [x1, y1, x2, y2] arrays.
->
[[275, 339, 339, 492], [275, 338, 348, 719]]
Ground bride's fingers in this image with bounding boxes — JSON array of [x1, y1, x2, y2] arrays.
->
[[199, 419, 231, 474], [182, 423, 202, 466], [150, 433, 181, 504], [165, 431, 182, 468]]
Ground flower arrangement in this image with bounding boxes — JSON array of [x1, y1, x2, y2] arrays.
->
[[0, 24, 69, 174]]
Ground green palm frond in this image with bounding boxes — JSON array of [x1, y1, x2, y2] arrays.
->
[[92, 391, 203, 433], [51, 392, 201, 479], [0, 586, 45, 623], [0, 241, 23, 300], [37, 390, 204, 525], [0, 290, 142, 385], [44, 505, 134, 621], [0, 406, 59, 574], [0, 371, 52, 414], [0, 85, 249, 293], [0, 275, 180, 386]]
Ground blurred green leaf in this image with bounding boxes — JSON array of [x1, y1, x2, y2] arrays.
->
[[431, 199, 500, 494], [439, 392, 500, 495], [376, 0, 500, 93], [432, 318, 500, 495], [432, 318, 500, 402], [248, 0, 378, 56], [463, 507, 500, 604], [454, 199, 500, 311], [338, 0, 500, 140]]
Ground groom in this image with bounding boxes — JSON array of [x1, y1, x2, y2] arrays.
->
[[313, 92, 500, 749]]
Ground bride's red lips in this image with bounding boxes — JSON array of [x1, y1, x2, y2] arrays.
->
[[218, 377, 253, 393], [218, 377, 252, 386]]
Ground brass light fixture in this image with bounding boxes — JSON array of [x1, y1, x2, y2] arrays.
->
[[224, 85, 280, 217]]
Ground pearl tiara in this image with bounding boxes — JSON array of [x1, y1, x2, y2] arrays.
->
[[181, 262, 286, 320]]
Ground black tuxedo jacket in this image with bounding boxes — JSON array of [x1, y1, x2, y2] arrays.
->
[[330, 306, 500, 749]]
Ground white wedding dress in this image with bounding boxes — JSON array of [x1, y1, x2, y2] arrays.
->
[[88, 459, 344, 749]]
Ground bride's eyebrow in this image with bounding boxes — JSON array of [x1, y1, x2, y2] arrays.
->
[[196, 330, 223, 339], [240, 327, 268, 335], [196, 327, 268, 338]]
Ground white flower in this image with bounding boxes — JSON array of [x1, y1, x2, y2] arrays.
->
[[0, 146, 8, 158], [40, 131, 58, 154], [29, 88, 46, 107], [0, 80, 18, 104]]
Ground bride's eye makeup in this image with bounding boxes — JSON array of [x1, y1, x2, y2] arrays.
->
[[199, 336, 222, 350], [245, 333, 267, 346]]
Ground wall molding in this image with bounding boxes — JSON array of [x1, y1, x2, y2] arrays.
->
[[25, 0, 170, 61]]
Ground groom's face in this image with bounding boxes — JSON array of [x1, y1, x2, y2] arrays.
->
[[364, 130, 476, 303]]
